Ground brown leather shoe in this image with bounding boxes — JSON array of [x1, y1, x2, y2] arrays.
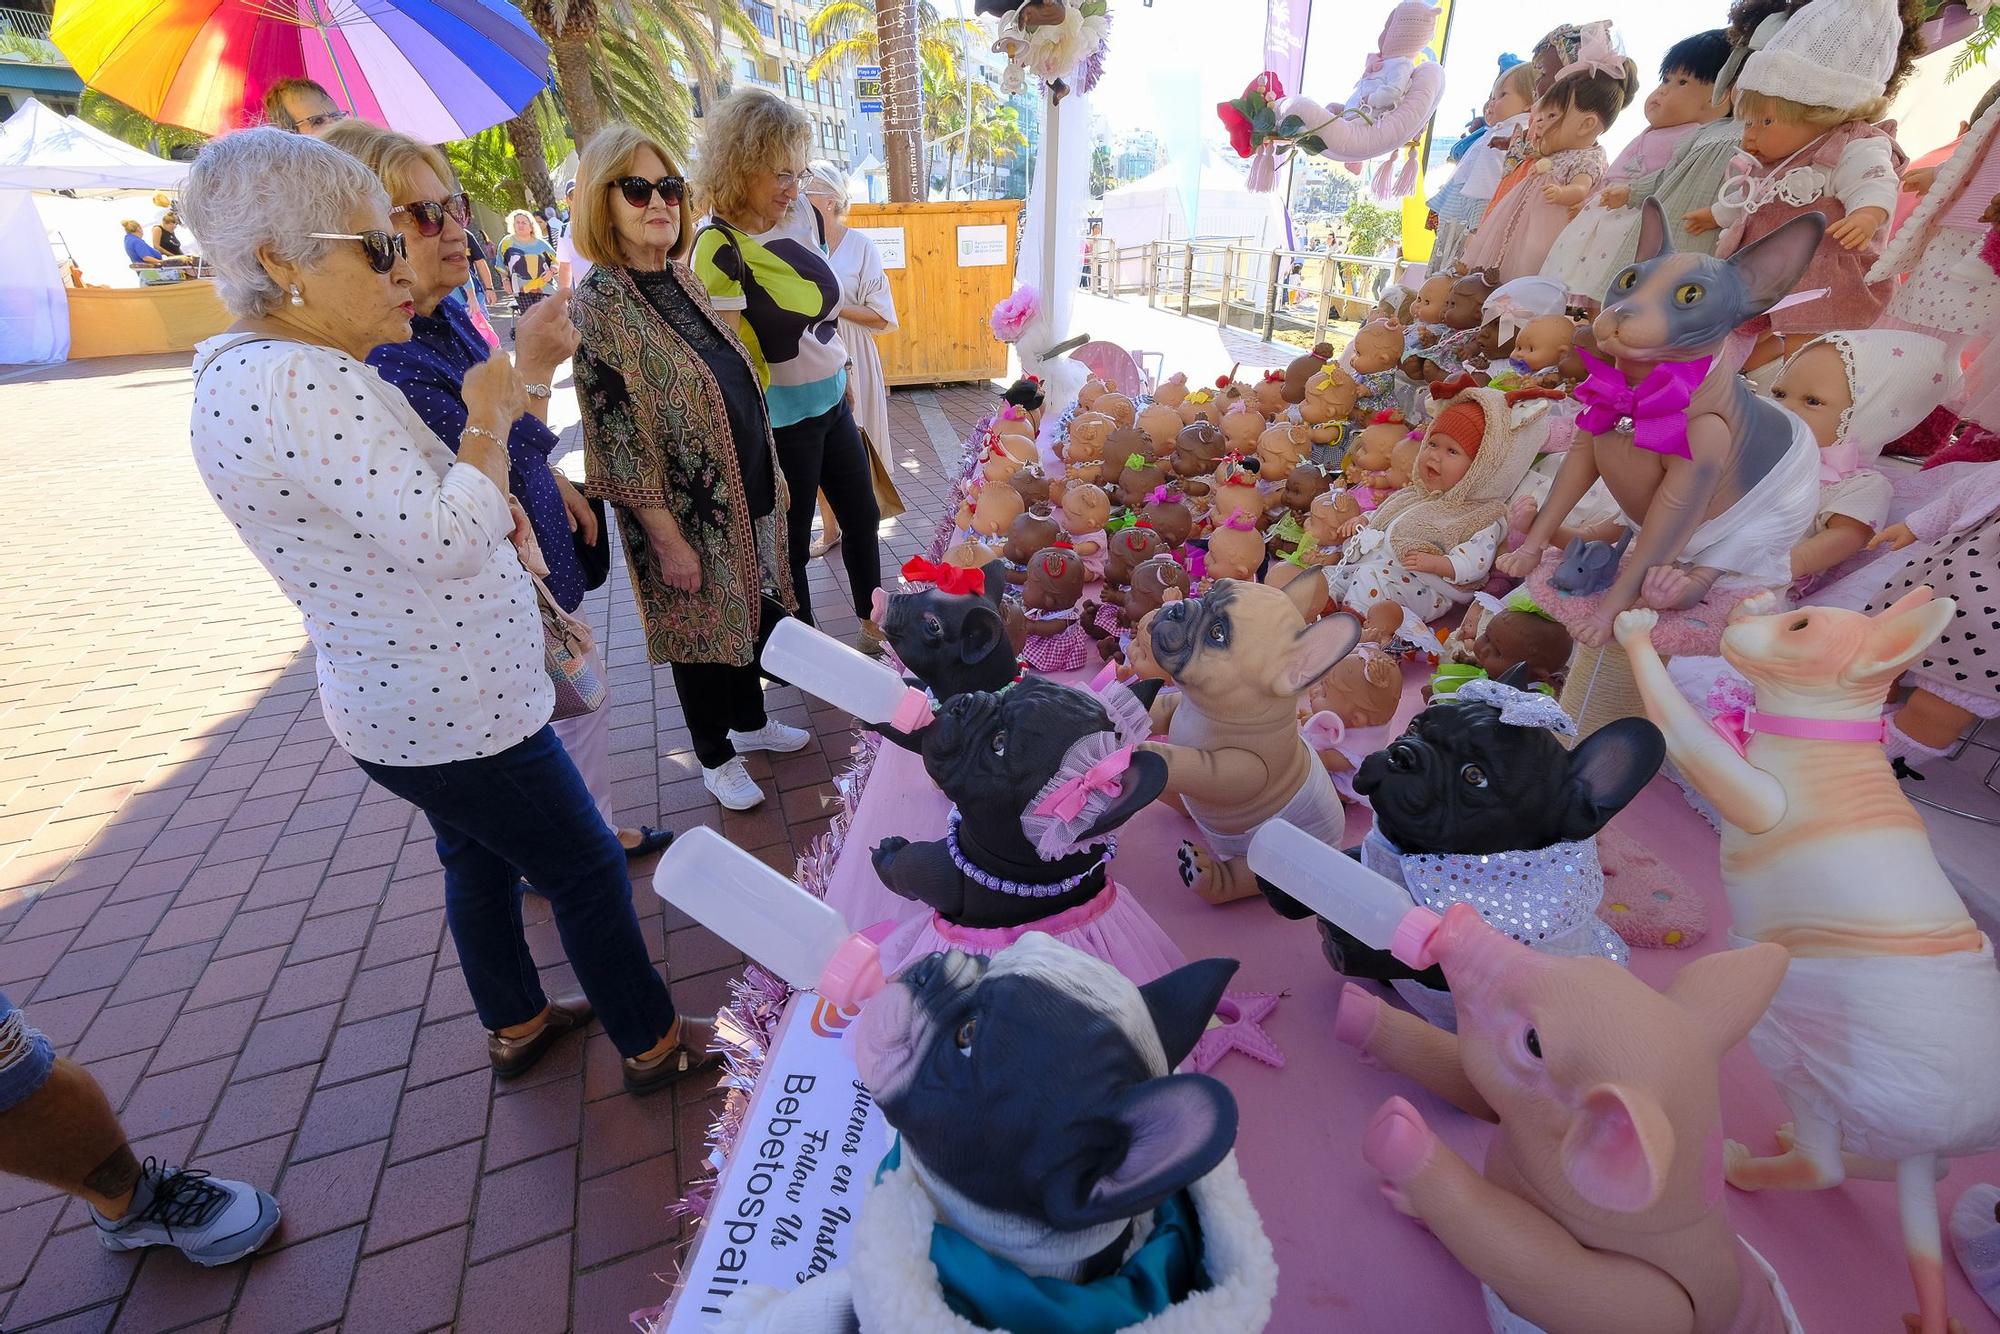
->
[[622, 1015, 724, 1097], [488, 996, 593, 1079]]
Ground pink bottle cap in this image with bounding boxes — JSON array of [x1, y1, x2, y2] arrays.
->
[[889, 687, 934, 733], [1390, 906, 1445, 971], [818, 921, 897, 1008]]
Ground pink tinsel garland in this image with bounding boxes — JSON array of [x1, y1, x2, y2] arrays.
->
[[645, 419, 995, 1330]]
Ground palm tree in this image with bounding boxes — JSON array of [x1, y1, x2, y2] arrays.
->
[[472, 92, 571, 216], [519, 0, 756, 147], [806, 0, 977, 203], [968, 103, 1026, 194], [78, 91, 206, 157], [520, 0, 606, 141]]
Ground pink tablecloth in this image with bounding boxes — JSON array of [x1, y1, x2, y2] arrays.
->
[[818, 662, 2000, 1331]]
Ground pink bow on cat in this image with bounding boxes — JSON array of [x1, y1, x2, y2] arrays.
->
[[1573, 350, 1714, 460]]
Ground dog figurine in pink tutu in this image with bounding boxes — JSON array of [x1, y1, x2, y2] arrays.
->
[[871, 676, 1186, 985], [1619, 590, 2000, 1334]]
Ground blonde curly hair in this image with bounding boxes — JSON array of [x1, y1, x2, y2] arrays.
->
[[690, 90, 811, 224]]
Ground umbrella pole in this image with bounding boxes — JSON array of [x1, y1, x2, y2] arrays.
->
[[310, 12, 361, 115]]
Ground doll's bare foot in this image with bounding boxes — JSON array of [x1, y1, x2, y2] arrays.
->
[[1640, 563, 1720, 611], [1723, 1135, 1846, 1192], [1361, 602, 1403, 646]]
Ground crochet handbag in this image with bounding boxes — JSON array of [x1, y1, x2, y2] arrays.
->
[[532, 572, 606, 720]]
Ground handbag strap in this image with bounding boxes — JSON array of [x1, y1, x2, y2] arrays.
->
[[529, 569, 594, 647]]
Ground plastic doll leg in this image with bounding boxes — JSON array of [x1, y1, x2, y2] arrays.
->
[[1176, 842, 1264, 905], [1898, 689, 1978, 751], [1899, 1154, 1955, 1334], [1725, 1106, 1846, 1191], [1770, 1120, 1944, 1184], [1639, 563, 1723, 612]]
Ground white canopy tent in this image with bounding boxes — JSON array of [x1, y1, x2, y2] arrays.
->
[[1097, 150, 1288, 253], [0, 99, 187, 364]]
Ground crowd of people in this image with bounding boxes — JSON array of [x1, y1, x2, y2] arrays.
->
[[3, 78, 903, 1273]]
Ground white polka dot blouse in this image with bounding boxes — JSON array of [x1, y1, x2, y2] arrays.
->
[[190, 336, 554, 767]]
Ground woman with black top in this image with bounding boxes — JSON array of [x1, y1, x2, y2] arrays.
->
[[568, 124, 810, 815]]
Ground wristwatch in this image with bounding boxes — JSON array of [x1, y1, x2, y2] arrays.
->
[[523, 382, 553, 400]]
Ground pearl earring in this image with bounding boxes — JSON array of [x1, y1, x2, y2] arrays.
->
[[289, 284, 304, 307]]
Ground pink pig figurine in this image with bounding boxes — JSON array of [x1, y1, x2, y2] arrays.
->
[[1338, 903, 1799, 1333]]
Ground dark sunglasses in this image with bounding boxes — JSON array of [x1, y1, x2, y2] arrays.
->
[[309, 229, 409, 274], [391, 192, 472, 237], [611, 175, 686, 208]]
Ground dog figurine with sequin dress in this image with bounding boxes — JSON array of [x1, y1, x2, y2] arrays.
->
[[1617, 592, 2000, 1334]]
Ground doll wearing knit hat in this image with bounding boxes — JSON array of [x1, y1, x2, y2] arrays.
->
[[1688, 0, 1923, 373], [1771, 330, 1960, 588], [1321, 388, 1545, 627]]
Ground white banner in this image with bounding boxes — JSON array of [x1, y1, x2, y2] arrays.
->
[[856, 225, 907, 270], [664, 993, 893, 1331]]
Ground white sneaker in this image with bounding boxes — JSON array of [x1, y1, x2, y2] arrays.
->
[[703, 757, 766, 811], [726, 721, 812, 754], [91, 1159, 280, 1266]]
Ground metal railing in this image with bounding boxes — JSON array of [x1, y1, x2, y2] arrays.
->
[[0, 6, 52, 40], [1079, 238, 1398, 350]]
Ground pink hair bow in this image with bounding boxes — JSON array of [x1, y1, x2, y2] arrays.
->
[[1553, 21, 1627, 84], [1573, 349, 1712, 460], [1818, 439, 1864, 484], [1034, 746, 1133, 823]]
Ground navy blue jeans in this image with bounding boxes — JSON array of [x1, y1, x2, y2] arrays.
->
[[355, 727, 675, 1058]]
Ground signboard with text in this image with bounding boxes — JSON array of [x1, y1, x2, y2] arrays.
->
[[663, 994, 893, 1331], [855, 226, 906, 269], [855, 65, 882, 114], [956, 223, 1009, 268]]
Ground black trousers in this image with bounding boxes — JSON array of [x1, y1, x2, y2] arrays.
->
[[670, 593, 789, 769], [773, 399, 880, 624]]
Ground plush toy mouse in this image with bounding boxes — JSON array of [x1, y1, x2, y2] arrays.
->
[[877, 558, 1018, 703], [1142, 579, 1361, 903], [1006, 544, 1094, 673], [1334, 904, 1798, 1334], [1553, 526, 1633, 596], [1267, 676, 1664, 1030], [714, 934, 1279, 1333]]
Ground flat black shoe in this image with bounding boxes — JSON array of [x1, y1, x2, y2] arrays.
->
[[488, 995, 593, 1078], [623, 825, 675, 860], [623, 1016, 723, 1096]]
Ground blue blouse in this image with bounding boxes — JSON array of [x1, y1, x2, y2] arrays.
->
[[123, 232, 163, 264], [368, 297, 587, 611]]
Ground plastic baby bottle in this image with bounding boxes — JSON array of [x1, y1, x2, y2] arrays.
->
[[761, 618, 934, 731], [1247, 819, 1443, 967], [652, 826, 893, 1007]]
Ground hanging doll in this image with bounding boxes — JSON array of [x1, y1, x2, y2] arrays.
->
[[1871, 92, 2000, 464], [1594, 29, 1743, 271], [1771, 330, 1959, 591], [1544, 34, 1734, 304], [1690, 0, 1920, 374], [1462, 29, 1641, 285], [1321, 388, 1546, 638], [1429, 57, 1538, 273], [1006, 544, 1094, 674]]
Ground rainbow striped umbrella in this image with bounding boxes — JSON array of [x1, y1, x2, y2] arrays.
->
[[52, 0, 550, 141]]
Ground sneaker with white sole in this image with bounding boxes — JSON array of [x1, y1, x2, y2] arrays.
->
[[703, 756, 766, 810], [726, 721, 812, 754], [90, 1159, 280, 1266]]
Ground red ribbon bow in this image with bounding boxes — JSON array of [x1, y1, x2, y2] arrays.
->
[[900, 557, 987, 597]]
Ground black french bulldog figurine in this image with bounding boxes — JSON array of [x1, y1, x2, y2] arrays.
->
[[879, 560, 1019, 703], [1263, 667, 1664, 993], [873, 676, 1166, 929], [710, 935, 1278, 1328]]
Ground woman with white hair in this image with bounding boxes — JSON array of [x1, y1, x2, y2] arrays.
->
[[802, 161, 900, 557], [182, 129, 718, 1096]]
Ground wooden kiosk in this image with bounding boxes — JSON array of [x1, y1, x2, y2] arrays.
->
[[845, 199, 1022, 386]]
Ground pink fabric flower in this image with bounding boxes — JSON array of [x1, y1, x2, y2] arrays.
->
[[990, 285, 1041, 343]]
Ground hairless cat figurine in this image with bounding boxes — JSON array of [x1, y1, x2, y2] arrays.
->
[[1497, 200, 1826, 647]]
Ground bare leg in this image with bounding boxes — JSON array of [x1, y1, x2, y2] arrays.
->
[[1725, 1107, 1846, 1191], [811, 490, 842, 558], [1901, 1154, 1953, 1334], [1639, 563, 1723, 611], [1510, 496, 1623, 549], [1899, 689, 1978, 750], [0, 1056, 143, 1217]]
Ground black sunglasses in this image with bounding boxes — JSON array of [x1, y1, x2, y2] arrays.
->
[[309, 229, 409, 274], [611, 175, 686, 209], [391, 192, 472, 238]]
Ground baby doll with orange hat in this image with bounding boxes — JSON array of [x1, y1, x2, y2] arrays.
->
[[1321, 387, 1548, 635]]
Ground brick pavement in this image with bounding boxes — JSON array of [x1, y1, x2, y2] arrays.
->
[[0, 350, 994, 1333]]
